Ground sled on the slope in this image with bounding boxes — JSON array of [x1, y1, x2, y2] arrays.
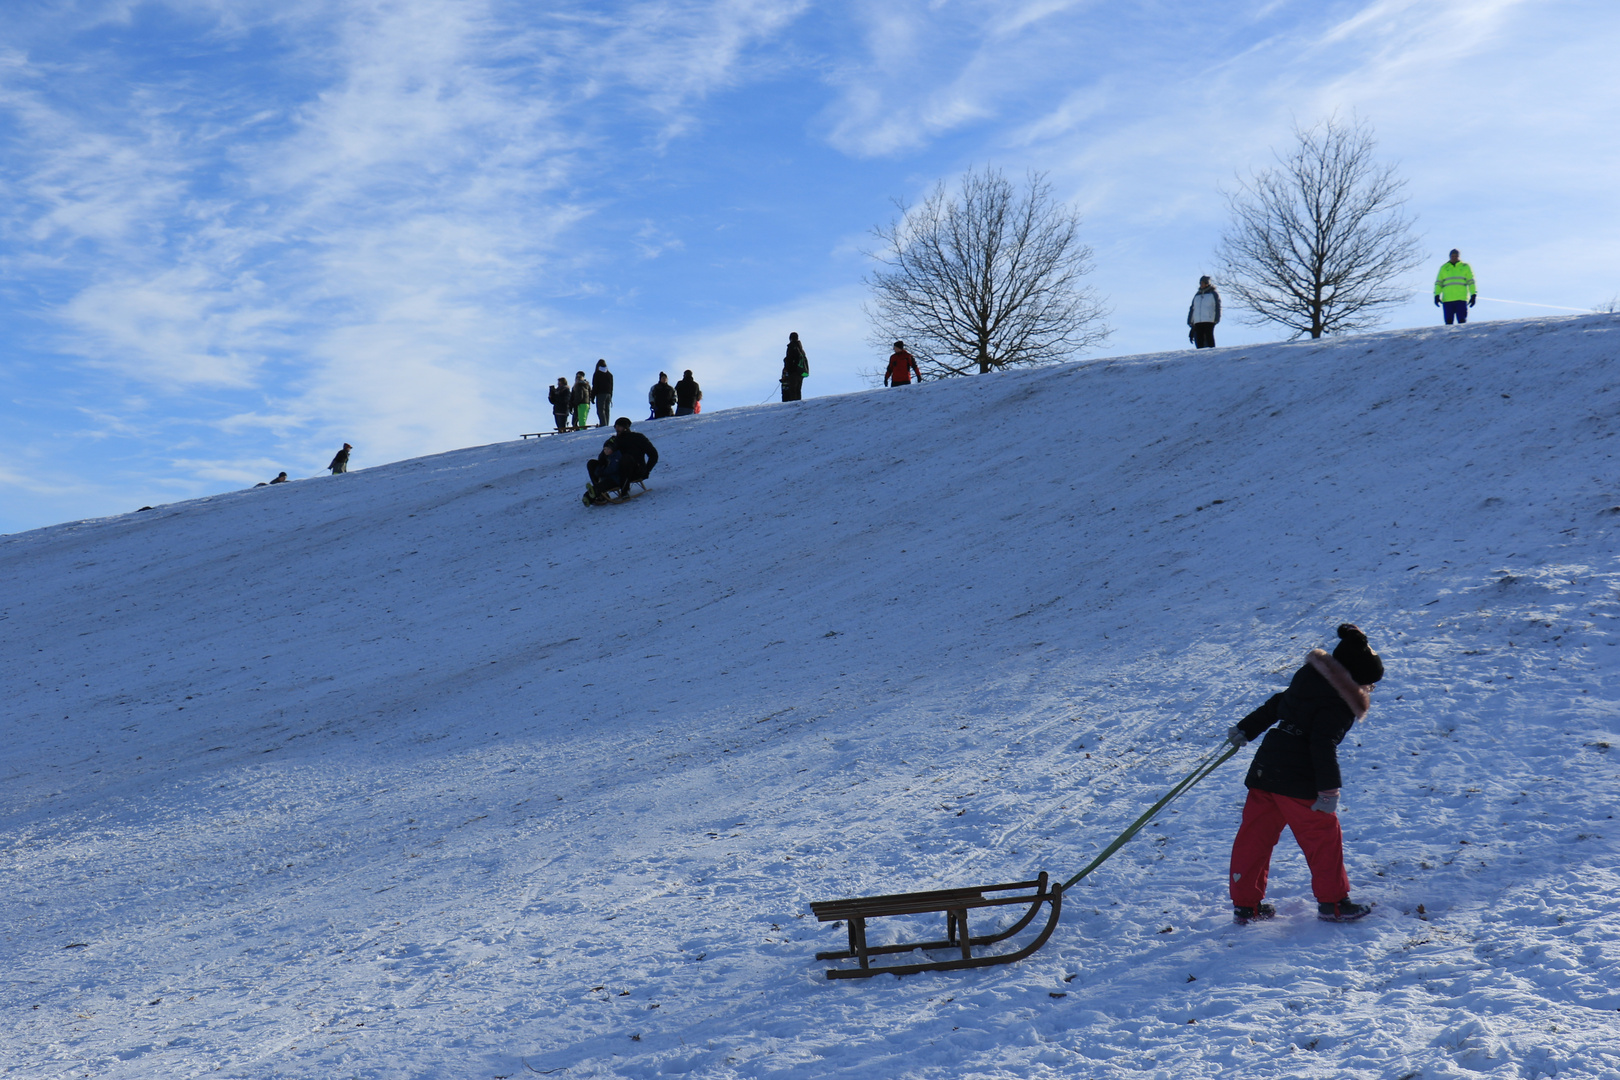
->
[[582, 480, 648, 506], [811, 873, 1062, 980], [808, 743, 1237, 979], [524, 428, 597, 439]]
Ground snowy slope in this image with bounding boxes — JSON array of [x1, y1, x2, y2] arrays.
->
[[3, 315, 1619, 1080]]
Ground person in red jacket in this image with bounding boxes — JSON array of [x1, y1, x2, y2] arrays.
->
[[1224, 624, 1385, 924], [884, 341, 920, 386]]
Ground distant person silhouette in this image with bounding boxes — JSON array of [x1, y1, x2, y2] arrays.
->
[[592, 360, 614, 427], [675, 370, 702, 416], [781, 332, 809, 401], [1187, 275, 1221, 348], [649, 372, 676, 419], [570, 371, 593, 431], [549, 377, 571, 433], [1434, 249, 1476, 325], [884, 341, 919, 386], [328, 444, 351, 475]]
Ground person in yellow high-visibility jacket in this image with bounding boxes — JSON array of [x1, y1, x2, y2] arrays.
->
[[1434, 249, 1476, 325]]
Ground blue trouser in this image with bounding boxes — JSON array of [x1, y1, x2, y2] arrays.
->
[[587, 457, 622, 493], [595, 395, 612, 427], [1442, 299, 1469, 325]]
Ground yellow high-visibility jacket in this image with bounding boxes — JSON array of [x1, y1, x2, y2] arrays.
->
[[1435, 260, 1476, 302]]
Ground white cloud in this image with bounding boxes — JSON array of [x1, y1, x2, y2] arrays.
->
[[61, 268, 287, 388], [0, 83, 185, 251], [815, 0, 1096, 157], [989, 0, 1092, 37], [1300, 0, 1530, 118], [1008, 85, 1113, 147], [213, 411, 309, 435], [591, 0, 810, 114]]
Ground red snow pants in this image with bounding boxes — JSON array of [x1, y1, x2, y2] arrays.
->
[[1228, 787, 1350, 907]]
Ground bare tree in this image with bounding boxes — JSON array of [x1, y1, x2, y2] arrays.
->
[[1216, 116, 1422, 339], [865, 167, 1109, 379]]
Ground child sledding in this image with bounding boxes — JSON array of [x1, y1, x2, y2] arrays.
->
[[583, 418, 658, 506]]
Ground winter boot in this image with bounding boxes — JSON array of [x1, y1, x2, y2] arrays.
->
[[1232, 902, 1276, 925], [1317, 899, 1373, 922]]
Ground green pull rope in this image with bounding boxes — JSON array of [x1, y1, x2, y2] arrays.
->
[[1060, 743, 1239, 893]]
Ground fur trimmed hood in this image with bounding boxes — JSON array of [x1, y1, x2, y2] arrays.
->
[[1307, 649, 1370, 720]]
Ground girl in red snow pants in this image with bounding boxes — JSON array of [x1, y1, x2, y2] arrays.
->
[[1228, 787, 1350, 908]]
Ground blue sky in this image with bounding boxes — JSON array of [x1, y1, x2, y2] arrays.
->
[[2, 0, 1616, 533]]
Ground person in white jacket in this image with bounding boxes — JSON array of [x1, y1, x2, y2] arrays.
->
[[1187, 276, 1221, 349]]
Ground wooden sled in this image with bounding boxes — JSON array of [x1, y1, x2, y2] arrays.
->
[[583, 480, 648, 506], [810, 873, 1062, 979]]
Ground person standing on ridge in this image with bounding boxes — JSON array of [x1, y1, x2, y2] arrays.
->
[[328, 443, 352, 475], [675, 370, 702, 416], [884, 341, 919, 386], [1187, 275, 1222, 349], [570, 370, 593, 431], [1434, 249, 1476, 325], [649, 372, 676, 419], [549, 377, 571, 433], [781, 332, 809, 402], [1224, 623, 1386, 924], [592, 360, 614, 428]]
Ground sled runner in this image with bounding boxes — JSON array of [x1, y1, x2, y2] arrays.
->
[[582, 480, 648, 506], [810, 873, 1062, 979]]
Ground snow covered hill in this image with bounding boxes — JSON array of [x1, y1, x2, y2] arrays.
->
[[4, 315, 1619, 1079]]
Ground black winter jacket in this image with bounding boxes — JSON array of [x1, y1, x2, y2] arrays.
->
[[1235, 655, 1361, 800], [675, 377, 701, 409], [593, 369, 614, 400], [609, 430, 658, 481], [549, 385, 569, 412], [784, 339, 808, 377], [650, 381, 676, 414]]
